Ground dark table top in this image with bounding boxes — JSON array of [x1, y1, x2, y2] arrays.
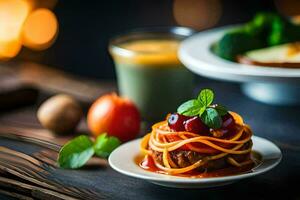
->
[[0, 80, 299, 200]]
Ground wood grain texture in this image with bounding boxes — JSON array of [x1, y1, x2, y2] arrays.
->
[[0, 188, 34, 200], [0, 70, 299, 200], [0, 176, 79, 200], [0, 61, 116, 106], [0, 144, 107, 199]]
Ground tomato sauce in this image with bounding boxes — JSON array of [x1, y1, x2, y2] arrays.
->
[[135, 152, 261, 178]]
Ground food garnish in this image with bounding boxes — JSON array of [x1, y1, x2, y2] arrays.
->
[[58, 134, 120, 169], [94, 134, 121, 158], [87, 93, 141, 142], [140, 89, 254, 177], [177, 89, 228, 129]]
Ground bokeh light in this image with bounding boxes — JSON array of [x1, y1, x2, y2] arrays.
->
[[22, 8, 58, 50], [173, 0, 222, 30], [0, 0, 58, 60], [0, 0, 30, 59]]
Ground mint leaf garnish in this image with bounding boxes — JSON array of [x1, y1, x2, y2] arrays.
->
[[177, 88, 229, 129], [177, 99, 203, 116], [198, 89, 214, 107], [58, 135, 94, 169], [94, 133, 121, 158], [58, 134, 121, 169], [201, 108, 222, 129], [214, 104, 228, 116]]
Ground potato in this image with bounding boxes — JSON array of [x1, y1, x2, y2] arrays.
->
[[37, 94, 83, 134]]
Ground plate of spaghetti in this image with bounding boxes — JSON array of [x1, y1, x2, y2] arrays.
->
[[109, 89, 282, 188]]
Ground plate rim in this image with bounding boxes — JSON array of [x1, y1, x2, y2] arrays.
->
[[178, 25, 300, 82], [108, 135, 282, 184]]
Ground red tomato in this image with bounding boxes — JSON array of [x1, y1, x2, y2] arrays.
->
[[87, 93, 141, 142]]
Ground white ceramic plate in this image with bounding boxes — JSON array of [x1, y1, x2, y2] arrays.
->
[[109, 136, 282, 188], [178, 26, 300, 82], [179, 26, 300, 105]]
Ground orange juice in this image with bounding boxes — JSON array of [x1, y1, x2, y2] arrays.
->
[[109, 28, 194, 121]]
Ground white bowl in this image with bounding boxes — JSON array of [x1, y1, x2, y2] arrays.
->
[[109, 136, 282, 188], [178, 26, 300, 105]]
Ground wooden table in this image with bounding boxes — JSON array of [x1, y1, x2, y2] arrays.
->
[[0, 63, 299, 199]]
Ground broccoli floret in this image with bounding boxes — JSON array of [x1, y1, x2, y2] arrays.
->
[[214, 12, 300, 60], [245, 12, 276, 35], [268, 16, 285, 45], [261, 14, 296, 46], [268, 16, 300, 45], [214, 31, 264, 61], [247, 12, 300, 46]]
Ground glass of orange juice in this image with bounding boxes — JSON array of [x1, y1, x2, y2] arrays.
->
[[109, 27, 194, 122]]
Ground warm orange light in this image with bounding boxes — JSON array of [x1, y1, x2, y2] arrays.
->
[[0, 0, 31, 59], [0, 40, 22, 60], [22, 8, 58, 50], [173, 0, 222, 30], [23, 0, 35, 12], [0, 0, 58, 59]]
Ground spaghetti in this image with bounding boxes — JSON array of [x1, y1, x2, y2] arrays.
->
[[140, 112, 254, 175]]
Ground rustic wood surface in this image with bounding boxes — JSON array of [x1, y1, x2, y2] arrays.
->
[[0, 62, 115, 199], [0, 145, 107, 199], [0, 62, 299, 199], [0, 61, 116, 106]]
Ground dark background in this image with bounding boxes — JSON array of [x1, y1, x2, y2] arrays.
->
[[17, 0, 278, 79]]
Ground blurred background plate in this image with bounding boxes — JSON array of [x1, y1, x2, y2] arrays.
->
[[179, 26, 300, 105]]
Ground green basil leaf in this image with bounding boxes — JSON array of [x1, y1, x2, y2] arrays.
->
[[214, 104, 228, 116], [199, 106, 206, 117], [198, 89, 214, 107], [201, 108, 222, 129], [94, 133, 121, 158], [177, 99, 203, 116], [58, 135, 94, 169]]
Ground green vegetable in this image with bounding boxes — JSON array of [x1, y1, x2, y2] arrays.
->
[[177, 100, 204, 116], [213, 12, 300, 61], [201, 108, 222, 129], [214, 104, 228, 116], [268, 15, 286, 45], [94, 133, 121, 158], [57, 134, 121, 169], [198, 89, 214, 107], [58, 135, 94, 169], [177, 89, 228, 129], [214, 31, 264, 60]]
